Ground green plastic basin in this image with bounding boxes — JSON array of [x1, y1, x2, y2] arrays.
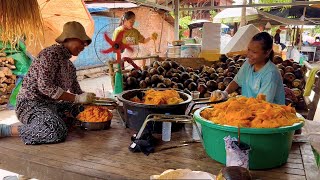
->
[[194, 107, 304, 170]]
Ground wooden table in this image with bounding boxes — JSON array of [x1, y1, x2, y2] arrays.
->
[[0, 112, 319, 180]]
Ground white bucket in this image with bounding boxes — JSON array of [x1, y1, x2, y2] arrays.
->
[[181, 44, 201, 58], [167, 53, 180, 58], [167, 46, 181, 54]]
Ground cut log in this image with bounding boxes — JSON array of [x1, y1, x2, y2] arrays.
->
[[1, 95, 9, 99], [6, 75, 16, 80], [4, 78, 15, 84], [0, 98, 9, 104], [0, 52, 6, 57], [0, 77, 7, 83], [7, 84, 15, 92], [0, 71, 5, 78], [5, 57, 15, 65], [0, 88, 6, 93], [0, 83, 8, 89], [0, 67, 12, 76], [4, 63, 16, 69], [0, 57, 6, 62]]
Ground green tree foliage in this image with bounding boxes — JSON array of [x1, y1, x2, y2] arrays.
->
[[179, 15, 192, 39]]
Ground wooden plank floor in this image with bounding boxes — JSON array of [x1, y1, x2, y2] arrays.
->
[[0, 111, 319, 180]]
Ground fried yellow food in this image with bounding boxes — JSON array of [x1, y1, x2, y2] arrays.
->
[[201, 95, 302, 128], [130, 89, 184, 105], [77, 105, 113, 122]]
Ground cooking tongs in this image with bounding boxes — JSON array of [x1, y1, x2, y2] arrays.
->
[[92, 98, 118, 109]]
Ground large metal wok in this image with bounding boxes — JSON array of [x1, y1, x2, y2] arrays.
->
[[118, 88, 193, 132]]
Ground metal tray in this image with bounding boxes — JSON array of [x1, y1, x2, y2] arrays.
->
[[80, 120, 111, 131]]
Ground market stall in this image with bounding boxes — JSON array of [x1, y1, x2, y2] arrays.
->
[[1, 0, 320, 179], [0, 113, 318, 179]]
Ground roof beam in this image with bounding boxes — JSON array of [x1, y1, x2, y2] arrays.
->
[[180, 1, 320, 11], [128, 0, 172, 11]]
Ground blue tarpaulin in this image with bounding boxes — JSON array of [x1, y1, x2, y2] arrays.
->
[[74, 15, 119, 69], [86, 6, 108, 13]]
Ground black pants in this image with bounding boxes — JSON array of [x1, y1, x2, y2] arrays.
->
[[16, 99, 80, 145]]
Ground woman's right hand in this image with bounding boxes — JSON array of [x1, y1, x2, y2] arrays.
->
[[75, 92, 96, 104], [210, 90, 228, 102]]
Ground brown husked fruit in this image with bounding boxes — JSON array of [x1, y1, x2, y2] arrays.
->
[[223, 77, 233, 86], [284, 72, 296, 82], [217, 67, 224, 73], [285, 66, 294, 73], [197, 83, 207, 94], [292, 79, 301, 88], [161, 61, 172, 70], [282, 59, 293, 67], [152, 61, 161, 68], [272, 55, 283, 64], [157, 83, 166, 88], [292, 88, 302, 97], [188, 82, 197, 91], [139, 80, 147, 88], [186, 67, 193, 72], [151, 74, 160, 84], [218, 82, 226, 90], [292, 62, 301, 70]]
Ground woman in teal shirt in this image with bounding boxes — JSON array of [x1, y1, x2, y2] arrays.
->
[[212, 32, 285, 105]]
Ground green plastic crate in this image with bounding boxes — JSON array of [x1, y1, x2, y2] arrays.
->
[[194, 107, 304, 170]]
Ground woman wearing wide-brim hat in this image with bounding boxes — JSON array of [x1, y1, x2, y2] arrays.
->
[[0, 21, 97, 145]]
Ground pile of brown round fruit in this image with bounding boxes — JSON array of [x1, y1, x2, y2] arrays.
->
[[123, 58, 242, 98], [272, 56, 307, 110], [123, 55, 307, 110]]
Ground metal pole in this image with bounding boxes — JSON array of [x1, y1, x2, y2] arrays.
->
[[174, 0, 180, 40]]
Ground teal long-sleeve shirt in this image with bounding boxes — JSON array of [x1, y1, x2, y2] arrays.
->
[[233, 59, 285, 105]]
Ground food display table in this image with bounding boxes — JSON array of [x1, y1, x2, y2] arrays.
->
[[0, 111, 318, 180]]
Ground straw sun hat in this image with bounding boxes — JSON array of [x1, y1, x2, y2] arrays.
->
[[55, 21, 92, 45]]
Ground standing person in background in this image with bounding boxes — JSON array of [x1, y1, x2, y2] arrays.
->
[[274, 29, 286, 50], [211, 32, 285, 105], [113, 11, 156, 68], [312, 37, 320, 46], [274, 29, 281, 44]]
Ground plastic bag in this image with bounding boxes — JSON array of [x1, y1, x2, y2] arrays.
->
[[224, 136, 251, 168], [0, 40, 32, 108]]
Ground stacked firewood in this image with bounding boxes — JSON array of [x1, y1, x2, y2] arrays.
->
[[0, 52, 16, 105]]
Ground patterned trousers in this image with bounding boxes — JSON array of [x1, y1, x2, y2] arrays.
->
[[15, 99, 80, 145]]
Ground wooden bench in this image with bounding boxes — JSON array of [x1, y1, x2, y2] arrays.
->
[[0, 111, 319, 180]]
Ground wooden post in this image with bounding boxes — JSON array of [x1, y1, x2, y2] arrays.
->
[[174, 0, 180, 40], [240, 0, 247, 27], [108, 61, 115, 89], [298, 7, 307, 51]]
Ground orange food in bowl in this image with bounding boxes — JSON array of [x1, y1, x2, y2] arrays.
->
[[201, 95, 302, 128], [77, 105, 113, 122], [130, 89, 184, 105]]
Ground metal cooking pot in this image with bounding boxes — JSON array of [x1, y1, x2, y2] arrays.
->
[[118, 88, 192, 132]]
